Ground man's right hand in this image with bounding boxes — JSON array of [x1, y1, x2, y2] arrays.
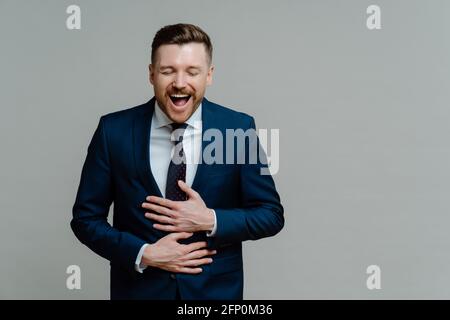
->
[[141, 232, 216, 274]]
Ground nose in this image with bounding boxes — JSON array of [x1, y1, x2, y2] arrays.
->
[[173, 72, 187, 89]]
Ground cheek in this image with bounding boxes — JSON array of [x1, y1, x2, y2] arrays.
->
[[191, 80, 208, 95], [153, 77, 171, 91], [154, 87, 165, 97]]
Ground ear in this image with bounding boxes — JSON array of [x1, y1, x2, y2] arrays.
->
[[149, 64, 154, 85], [206, 64, 214, 86]]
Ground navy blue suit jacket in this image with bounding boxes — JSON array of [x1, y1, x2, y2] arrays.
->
[[71, 97, 284, 300]]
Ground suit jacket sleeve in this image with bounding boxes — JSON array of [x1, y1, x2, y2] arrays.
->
[[208, 116, 285, 248], [71, 116, 146, 272]]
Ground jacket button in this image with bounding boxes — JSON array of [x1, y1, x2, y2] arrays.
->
[[170, 274, 176, 279]]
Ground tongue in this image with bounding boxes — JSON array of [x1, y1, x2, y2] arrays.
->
[[173, 97, 189, 106]]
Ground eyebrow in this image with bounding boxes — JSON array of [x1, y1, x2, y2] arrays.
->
[[159, 65, 202, 71]]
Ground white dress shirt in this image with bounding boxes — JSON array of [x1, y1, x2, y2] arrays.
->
[[135, 101, 217, 273]]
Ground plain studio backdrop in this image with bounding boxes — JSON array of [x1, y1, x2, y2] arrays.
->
[[1, 0, 449, 299]]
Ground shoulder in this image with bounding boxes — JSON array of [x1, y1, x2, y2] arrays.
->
[[204, 98, 255, 127]]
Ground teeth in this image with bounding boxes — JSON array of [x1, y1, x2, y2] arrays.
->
[[170, 94, 190, 98]]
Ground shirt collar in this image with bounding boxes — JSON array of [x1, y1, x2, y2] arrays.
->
[[154, 100, 202, 130]]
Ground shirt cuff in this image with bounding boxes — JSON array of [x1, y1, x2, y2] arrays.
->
[[206, 209, 217, 237], [135, 243, 149, 273]]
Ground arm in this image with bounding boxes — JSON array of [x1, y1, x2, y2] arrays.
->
[[207, 116, 284, 248], [70, 116, 147, 272]]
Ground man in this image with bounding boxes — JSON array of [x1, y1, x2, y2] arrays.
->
[[71, 23, 284, 300]]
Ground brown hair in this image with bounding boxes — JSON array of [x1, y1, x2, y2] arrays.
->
[[151, 23, 213, 65]]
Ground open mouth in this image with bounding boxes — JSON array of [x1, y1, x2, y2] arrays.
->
[[169, 94, 191, 107]]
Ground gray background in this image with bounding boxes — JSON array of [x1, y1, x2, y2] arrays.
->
[[1, 0, 449, 299]]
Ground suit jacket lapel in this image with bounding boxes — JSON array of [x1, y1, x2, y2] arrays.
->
[[191, 97, 216, 193], [133, 96, 217, 198], [133, 97, 164, 198]]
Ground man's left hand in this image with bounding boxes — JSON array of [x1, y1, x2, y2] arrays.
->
[[142, 180, 215, 233]]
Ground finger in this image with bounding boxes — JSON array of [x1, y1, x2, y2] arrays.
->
[[175, 267, 203, 274], [153, 224, 179, 232], [177, 180, 198, 199], [180, 258, 213, 267], [184, 249, 217, 260], [184, 241, 209, 253], [145, 213, 175, 225], [146, 195, 177, 209], [142, 202, 176, 217], [170, 232, 193, 240]]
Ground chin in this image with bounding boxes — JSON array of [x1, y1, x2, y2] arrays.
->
[[168, 111, 191, 123]]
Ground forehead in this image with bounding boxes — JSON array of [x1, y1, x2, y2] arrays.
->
[[154, 43, 208, 67]]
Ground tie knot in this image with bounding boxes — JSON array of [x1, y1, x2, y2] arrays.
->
[[171, 122, 188, 131], [170, 122, 188, 143]]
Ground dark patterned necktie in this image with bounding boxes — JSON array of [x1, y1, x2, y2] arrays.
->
[[165, 123, 188, 201]]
